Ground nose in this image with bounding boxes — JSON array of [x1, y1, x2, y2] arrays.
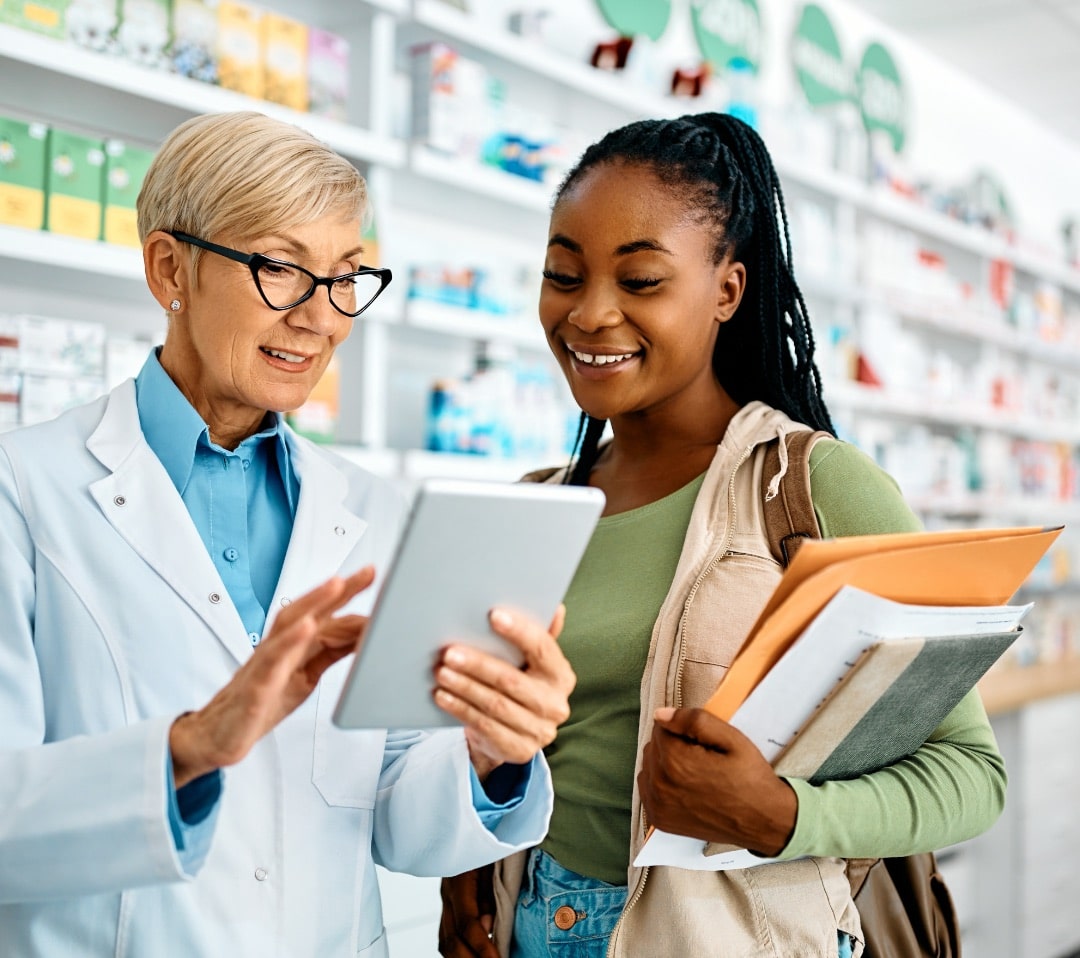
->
[[286, 288, 350, 338], [567, 285, 622, 333]]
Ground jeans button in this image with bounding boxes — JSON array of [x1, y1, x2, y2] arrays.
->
[[554, 905, 580, 930]]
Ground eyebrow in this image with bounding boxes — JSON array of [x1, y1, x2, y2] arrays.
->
[[547, 234, 672, 257], [259, 235, 365, 262]]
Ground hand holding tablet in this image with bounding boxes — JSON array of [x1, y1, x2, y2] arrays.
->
[[332, 478, 605, 735]]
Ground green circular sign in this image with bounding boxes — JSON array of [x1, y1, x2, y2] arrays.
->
[[690, 0, 763, 74], [593, 0, 672, 41], [792, 4, 850, 107], [858, 41, 906, 152]]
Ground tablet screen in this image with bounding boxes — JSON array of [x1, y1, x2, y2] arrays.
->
[[332, 477, 605, 729]]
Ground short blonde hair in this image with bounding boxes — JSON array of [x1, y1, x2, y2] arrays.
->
[[137, 112, 367, 259]]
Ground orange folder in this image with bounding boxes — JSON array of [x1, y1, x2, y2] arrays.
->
[[704, 525, 1063, 721]]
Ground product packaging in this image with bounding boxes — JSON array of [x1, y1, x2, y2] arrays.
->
[[65, 0, 118, 52], [14, 314, 107, 377], [307, 28, 348, 120], [19, 372, 105, 425], [115, 0, 172, 70], [0, 115, 48, 230], [286, 353, 339, 442], [171, 0, 218, 83], [410, 42, 500, 161], [101, 138, 155, 247], [0, 0, 69, 38], [262, 10, 307, 111], [44, 127, 106, 240], [217, 0, 263, 98]]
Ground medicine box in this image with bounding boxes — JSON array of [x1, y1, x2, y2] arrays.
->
[[115, 0, 172, 70], [307, 28, 348, 121], [14, 314, 106, 378], [262, 10, 307, 111], [0, 115, 48, 230], [44, 127, 105, 241], [410, 42, 499, 160], [0, 0, 69, 38], [20, 373, 105, 426], [217, 0, 263, 99], [65, 0, 117, 53], [102, 139, 156, 247], [171, 0, 218, 84]]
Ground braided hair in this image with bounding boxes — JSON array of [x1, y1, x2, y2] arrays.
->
[[559, 113, 834, 486]]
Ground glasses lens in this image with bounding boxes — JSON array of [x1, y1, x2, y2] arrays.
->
[[254, 260, 315, 309], [330, 272, 385, 316]]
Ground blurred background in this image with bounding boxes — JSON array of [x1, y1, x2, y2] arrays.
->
[[2, 0, 1078, 954]]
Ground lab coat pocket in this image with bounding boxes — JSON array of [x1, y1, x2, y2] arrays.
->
[[312, 665, 386, 809]]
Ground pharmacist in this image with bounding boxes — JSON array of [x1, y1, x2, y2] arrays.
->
[[0, 111, 571, 957]]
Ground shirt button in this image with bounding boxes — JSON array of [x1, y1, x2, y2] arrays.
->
[[242, 460, 251, 471], [254, 867, 268, 882], [249, 632, 260, 646], [223, 547, 239, 562], [209, 592, 221, 604]]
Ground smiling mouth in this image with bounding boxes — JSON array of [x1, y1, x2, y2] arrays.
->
[[261, 347, 309, 364], [570, 349, 638, 366]]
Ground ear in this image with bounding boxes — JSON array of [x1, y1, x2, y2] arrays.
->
[[144, 230, 191, 313], [714, 259, 746, 324]]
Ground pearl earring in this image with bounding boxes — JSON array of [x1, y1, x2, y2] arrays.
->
[[169, 299, 181, 311]]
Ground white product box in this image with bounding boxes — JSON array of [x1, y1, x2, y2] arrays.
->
[[15, 315, 107, 378], [19, 373, 106, 426], [105, 334, 153, 389]]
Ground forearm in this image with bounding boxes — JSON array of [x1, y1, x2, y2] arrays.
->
[[779, 691, 1006, 859]]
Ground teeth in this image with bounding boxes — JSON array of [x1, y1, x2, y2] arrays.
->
[[572, 350, 635, 366], [264, 348, 306, 363]]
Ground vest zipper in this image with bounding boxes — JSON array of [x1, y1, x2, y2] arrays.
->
[[606, 442, 755, 958]]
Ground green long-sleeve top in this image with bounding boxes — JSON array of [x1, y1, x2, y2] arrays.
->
[[541, 438, 1006, 884]]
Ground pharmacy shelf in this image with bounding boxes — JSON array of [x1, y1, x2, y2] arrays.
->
[[401, 449, 553, 482], [401, 299, 548, 350], [826, 380, 1080, 444], [327, 444, 400, 477], [0, 225, 143, 282], [409, 147, 553, 212], [409, 0, 681, 120], [0, 24, 405, 168], [906, 493, 1080, 524], [876, 289, 1080, 370], [979, 657, 1080, 716]]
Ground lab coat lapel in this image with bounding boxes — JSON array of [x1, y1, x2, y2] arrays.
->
[[272, 435, 367, 612], [86, 383, 253, 665]]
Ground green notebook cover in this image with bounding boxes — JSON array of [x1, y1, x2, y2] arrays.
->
[[773, 630, 1020, 785]]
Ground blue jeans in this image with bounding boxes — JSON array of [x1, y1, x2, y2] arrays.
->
[[510, 847, 856, 957]]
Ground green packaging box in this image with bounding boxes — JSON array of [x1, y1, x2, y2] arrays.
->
[[115, 0, 172, 70], [45, 128, 105, 240], [0, 116, 48, 230], [0, 0, 69, 38], [101, 139, 155, 247]]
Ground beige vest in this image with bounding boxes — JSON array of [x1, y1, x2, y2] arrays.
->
[[494, 402, 865, 958]]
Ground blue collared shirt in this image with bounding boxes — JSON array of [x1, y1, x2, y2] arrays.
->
[[134, 351, 526, 864]]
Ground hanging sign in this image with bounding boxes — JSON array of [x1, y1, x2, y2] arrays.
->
[[792, 4, 850, 107], [593, 0, 672, 41], [857, 41, 906, 152], [690, 0, 763, 73]]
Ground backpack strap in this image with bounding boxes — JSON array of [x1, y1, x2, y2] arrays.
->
[[760, 430, 829, 568]]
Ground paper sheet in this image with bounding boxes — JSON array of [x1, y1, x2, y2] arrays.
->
[[634, 586, 1031, 870]]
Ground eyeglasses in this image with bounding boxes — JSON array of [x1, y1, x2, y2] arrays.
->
[[167, 230, 393, 318]]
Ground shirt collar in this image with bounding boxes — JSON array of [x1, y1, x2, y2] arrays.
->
[[135, 349, 295, 507]]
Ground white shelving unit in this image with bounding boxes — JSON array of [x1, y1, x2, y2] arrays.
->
[[3, 9, 1080, 954]]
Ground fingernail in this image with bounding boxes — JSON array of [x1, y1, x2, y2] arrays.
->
[[444, 647, 466, 666], [654, 707, 675, 721], [490, 609, 512, 629]]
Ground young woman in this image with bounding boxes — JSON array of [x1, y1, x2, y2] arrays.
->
[[438, 113, 1007, 958]]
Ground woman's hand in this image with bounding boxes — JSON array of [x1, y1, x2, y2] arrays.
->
[[438, 866, 499, 957], [638, 707, 798, 857], [434, 605, 575, 780], [169, 567, 376, 787]]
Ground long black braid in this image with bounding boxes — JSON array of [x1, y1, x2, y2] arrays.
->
[[559, 113, 834, 487]]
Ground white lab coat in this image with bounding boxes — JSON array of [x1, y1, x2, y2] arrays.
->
[[0, 380, 552, 957]]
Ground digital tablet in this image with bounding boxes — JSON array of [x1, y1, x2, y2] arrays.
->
[[332, 477, 605, 729]]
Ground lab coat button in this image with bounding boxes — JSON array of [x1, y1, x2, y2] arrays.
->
[[334, 525, 345, 536], [113, 495, 126, 506], [254, 867, 268, 881], [209, 592, 221, 604], [280, 597, 291, 607]]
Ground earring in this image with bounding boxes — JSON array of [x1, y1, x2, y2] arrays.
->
[[169, 299, 181, 311]]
